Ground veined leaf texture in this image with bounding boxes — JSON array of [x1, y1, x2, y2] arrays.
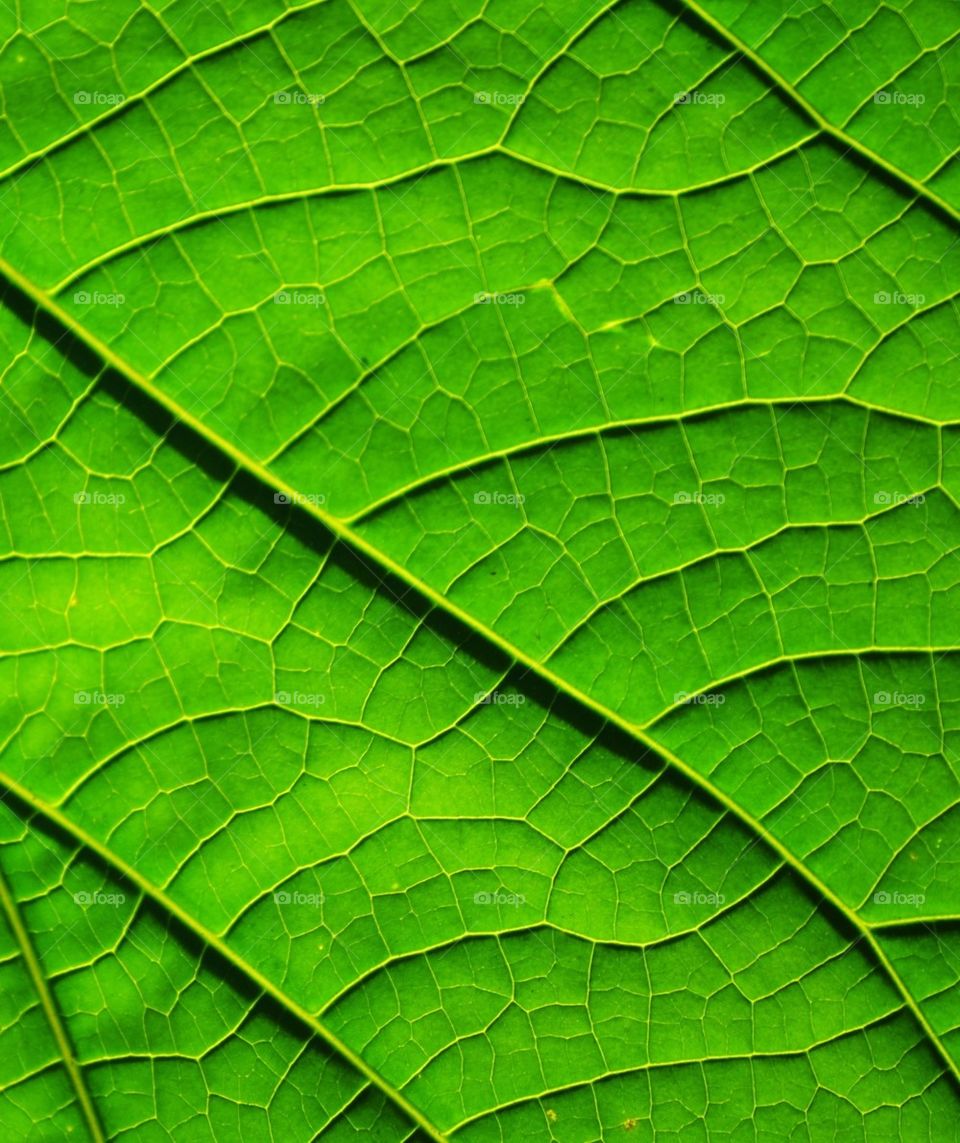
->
[[0, 0, 958, 1139]]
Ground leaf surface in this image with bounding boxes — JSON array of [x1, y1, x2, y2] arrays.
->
[[0, 1, 958, 1139]]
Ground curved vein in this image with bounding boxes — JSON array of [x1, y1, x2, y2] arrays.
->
[[676, 0, 960, 226]]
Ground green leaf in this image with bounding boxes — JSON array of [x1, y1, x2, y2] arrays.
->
[[0, 1, 958, 1139]]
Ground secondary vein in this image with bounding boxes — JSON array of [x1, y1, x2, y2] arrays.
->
[[0, 862, 106, 1143], [676, 0, 960, 226], [0, 776, 450, 1143]]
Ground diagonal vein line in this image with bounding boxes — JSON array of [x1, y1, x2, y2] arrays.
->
[[0, 778, 449, 1143], [0, 252, 958, 1094], [0, 0, 332, 187], [675, 0, 960, 226], [0, 862, 106, 1142]]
